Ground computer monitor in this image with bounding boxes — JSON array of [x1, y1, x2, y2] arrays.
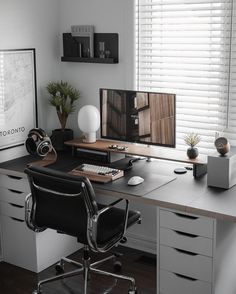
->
[[100, 88, 176, 148]]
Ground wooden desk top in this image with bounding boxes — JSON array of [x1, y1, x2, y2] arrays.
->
[[0, 153, 236, 223]]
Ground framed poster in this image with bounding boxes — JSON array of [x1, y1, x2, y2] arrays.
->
[[0, 48, 37, 150]]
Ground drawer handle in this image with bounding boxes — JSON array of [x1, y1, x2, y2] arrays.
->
[[7, 175, 23, 180], [174, 248, 198, 256], [174, 272, 197, 281], [10, 217, 24, 223], [9, 203, 24, 208], [8, 189, 23, 194], [174, 212, 198, 220], [174, 230, 198, 238]]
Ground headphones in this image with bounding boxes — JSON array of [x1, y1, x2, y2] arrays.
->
[[25, 128, 52, 157]]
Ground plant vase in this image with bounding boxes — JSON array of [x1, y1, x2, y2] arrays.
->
[[50, 129, 73, 151], [187, 147, 199, 159]]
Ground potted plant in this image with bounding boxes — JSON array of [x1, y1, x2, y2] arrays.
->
[[184, 133, 201, 159], [46, 81, 80, 150]]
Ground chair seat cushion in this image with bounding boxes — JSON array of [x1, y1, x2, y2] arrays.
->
[[96, 204, 141, 246]]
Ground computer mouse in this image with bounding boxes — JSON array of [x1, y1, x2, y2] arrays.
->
[[128, 176, 144, 186]]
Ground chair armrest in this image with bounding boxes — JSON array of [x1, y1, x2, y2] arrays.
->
[[87, 198, 129, 253], [98, 198, 128, 215], [25, 193, 45, 233]]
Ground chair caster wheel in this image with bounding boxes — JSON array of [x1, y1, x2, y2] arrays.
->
[[32, 290, 41, 294], [55, 263, 64, 274], [113, 260, 122, 272], [128, 288, 137, 294]]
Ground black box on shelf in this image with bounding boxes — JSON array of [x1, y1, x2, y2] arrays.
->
[[74, 147, 124, 164]]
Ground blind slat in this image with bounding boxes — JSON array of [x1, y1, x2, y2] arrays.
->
[[136, 0, 235, 153]]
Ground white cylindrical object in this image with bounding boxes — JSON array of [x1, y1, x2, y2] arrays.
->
[[85, 132, 96, 143]]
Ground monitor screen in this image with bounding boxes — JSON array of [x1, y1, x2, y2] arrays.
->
[[100, 88, 176, 148]]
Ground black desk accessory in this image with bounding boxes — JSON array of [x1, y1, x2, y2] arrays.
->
[[174, 167, 187, 174], [109, 156, 144, 171]]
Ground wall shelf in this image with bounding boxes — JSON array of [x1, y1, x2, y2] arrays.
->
[[61, 56, 118, 64], [61, 33, 119, 64]]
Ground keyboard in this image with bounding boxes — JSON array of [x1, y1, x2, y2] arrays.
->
[[70, 163, 124, 183]]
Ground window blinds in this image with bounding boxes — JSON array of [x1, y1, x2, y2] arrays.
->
[[227, 2, 236, 144], [135, 0, 234, 153]]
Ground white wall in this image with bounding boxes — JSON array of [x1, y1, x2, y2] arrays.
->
[[58, 0, 136, 137], [0, 0, 61, 162], [0, 0, 136, 156]]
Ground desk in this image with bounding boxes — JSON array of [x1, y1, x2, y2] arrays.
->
[[0, 153, 236, 293]]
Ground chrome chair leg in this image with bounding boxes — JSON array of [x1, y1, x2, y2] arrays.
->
[[35, 268, 84, 294], [33, 250, 136, 294], [61, 256, 83, 268], [90, 267, 136, 291], [90, 254, 115, 268], [83, 267, 89, 294]]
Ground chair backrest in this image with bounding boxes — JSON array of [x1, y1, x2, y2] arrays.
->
[[25, 165, 98, 244]]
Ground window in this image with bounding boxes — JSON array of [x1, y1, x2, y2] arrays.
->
[[135, 0, 236, 153]]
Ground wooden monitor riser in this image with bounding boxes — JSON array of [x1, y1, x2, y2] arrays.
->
[[65, 139, 207, 178]]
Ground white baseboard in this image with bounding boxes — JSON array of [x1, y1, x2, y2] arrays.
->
[[124, 232, 157, 255]]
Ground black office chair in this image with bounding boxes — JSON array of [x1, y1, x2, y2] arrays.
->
[[24, 165, 141, 294]]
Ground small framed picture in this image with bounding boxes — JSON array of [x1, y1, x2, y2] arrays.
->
[[0, 48, 37, 150]]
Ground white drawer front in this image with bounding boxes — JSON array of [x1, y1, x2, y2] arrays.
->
[[0, 215, 37, 272], [0, 201, 24, 220], [160, 209, 214, 238], [160, 227, 213, 257], [160, 245, 213, 282], [0, 174, 29, 192], [0, 187, 28, 206], [160, 270, 212, 294]]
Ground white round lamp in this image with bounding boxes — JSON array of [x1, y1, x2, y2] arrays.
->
[[78, 105, 100, 143]]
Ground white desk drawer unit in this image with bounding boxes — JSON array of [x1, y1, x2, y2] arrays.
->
[[0, 186, 28, 206], [0, 170, 79, 273], [0, 174, 30, 193], [0, 215, 37, 271], [160, 227, 213, 257], [160, 245, 212, 282], [160, 209, 214, 238], [0, 201, 24, 220], [159, 209, 214, 294], [160, 270, 211, 294]]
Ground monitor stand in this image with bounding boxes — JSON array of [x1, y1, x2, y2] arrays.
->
[[64, 139, 207, 178]]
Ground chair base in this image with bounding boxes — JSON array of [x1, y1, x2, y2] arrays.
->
[[33, 247, 137, 294]]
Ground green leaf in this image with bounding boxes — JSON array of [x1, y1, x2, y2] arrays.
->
[[46, 81, 81, 129]]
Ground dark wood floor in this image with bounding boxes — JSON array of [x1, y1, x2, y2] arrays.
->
[[0, 246, 156, 294]]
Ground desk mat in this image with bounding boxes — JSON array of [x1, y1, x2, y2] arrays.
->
[[100, 172, 176, 197]]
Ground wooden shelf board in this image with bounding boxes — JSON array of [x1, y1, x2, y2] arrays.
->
[[65, 139, 207, 166], [61, 56, 118, 64]]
